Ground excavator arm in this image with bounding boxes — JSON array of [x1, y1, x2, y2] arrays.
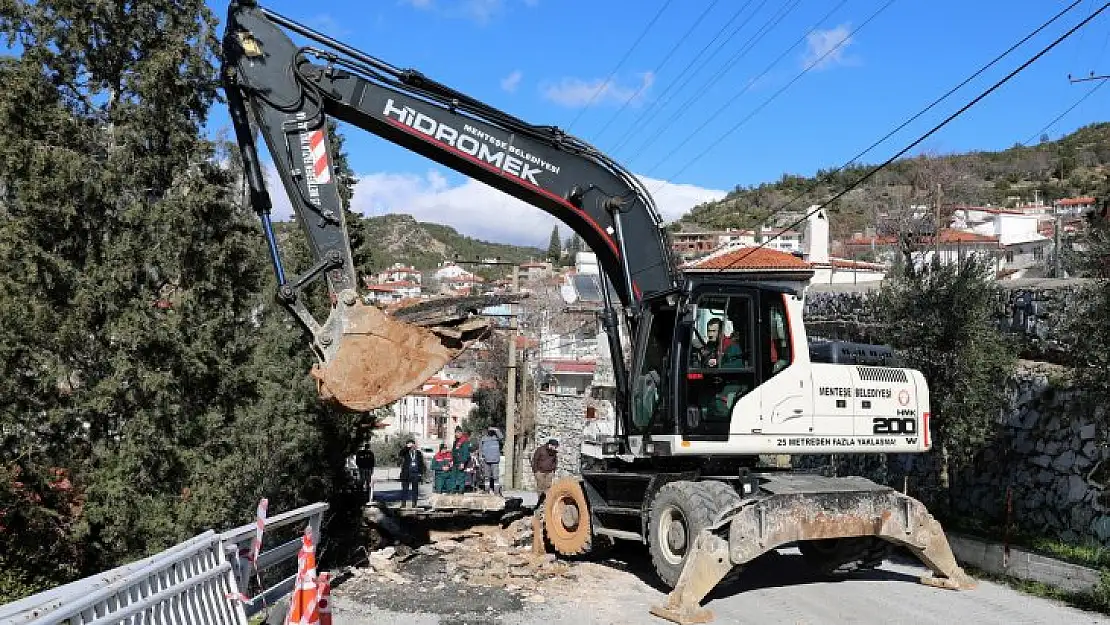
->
[[221, 1, 677, 411]]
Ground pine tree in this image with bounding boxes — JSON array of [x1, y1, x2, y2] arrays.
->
[[547, 226, 561, 264]]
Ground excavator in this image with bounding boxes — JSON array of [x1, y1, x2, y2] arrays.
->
[[221, 2, 976, 622]]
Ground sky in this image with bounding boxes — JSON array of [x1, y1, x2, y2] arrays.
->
[[204, 0, 1110, 247]]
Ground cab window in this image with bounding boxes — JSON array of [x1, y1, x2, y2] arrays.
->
[[684, 294, 755, 437]]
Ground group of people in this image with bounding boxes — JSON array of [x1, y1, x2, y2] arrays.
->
[[395, 426, 507, 507], [356, 427, 563, 509]]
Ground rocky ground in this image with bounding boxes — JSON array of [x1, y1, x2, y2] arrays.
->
[[332, 515, 615, 623]]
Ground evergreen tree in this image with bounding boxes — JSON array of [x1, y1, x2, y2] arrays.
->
[[547, 226, 561, 264], [870, 256, 1016, 511], [0, 0, 272, 588]]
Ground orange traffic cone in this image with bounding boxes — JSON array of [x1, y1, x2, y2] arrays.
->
[[285, 525, 319, 625], [316, 572, 332, 625]]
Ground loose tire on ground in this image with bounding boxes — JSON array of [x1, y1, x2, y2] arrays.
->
[[647, 480, 742, 589], [797, 536, 894, 576], [543, 476, 593, 556]]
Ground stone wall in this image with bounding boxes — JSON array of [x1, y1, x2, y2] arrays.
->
[[796, 361, 1110, 546], [518, 392, 586, 490], [804, 278, 1092, 363]]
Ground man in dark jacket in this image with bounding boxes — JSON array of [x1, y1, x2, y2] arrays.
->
[[398, 439, 425, 507], [355, 443, 375, 501], [531, 438, 558, 496]]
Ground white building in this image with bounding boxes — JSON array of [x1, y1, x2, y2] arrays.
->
[[802, 207, 887, 284], [951, 207, 1051, 278], [384, 376, 477, 442], [377, 263, 422, 285], [362, 280, 421, 304]]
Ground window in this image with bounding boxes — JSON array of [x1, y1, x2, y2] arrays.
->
[[631, 308, 675, 431], [1034, 246, 1044, 260], [763, 294, 792, 377], [684, 294, 756, 438], [1006, 250, 1014, 263]]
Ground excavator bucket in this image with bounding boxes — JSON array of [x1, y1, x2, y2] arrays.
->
[[650, 475, 976, 625], [309, 295, 518, 412]]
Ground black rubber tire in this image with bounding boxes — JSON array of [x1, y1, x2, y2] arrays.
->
[[647, 480, 742, 589], [797, 537, 894, 576]]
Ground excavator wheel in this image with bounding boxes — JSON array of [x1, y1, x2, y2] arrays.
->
[[647, 480, 742, 589], [797, 536, 894, 576], [543, 477, 593, 556]]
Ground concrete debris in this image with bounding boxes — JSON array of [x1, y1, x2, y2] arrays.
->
[[345, 513, 596, 605]]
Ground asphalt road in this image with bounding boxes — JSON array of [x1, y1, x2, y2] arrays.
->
[[333, 547, 1109, 625], [333, 480, 1108, 625]]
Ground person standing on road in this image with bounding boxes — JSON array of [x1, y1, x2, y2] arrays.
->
[[355, 443, 375, 501], [449, 426, 472, 494], [398, 439, 425, 507], [431, 443, 453, 493], [479, 428, 503, 494], [531, 438, 558, 498]]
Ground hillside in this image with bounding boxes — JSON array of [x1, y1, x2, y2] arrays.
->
[[274, 213, 545, 277], [679, 122, 1110, 239]]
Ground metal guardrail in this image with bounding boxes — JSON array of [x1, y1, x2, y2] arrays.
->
[[220, 502, 328, 617], [0, 501, 329, 625]]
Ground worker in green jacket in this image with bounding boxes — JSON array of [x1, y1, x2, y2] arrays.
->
[[449, 426, 472, 493], [431, 443, 453, 493]]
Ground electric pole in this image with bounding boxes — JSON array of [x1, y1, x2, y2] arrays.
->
[[504, 263, 520, 488], [1054, 208, 1063, 278], [451, 254, 523, 488]]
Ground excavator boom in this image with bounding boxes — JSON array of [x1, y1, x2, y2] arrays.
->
[[220, 1, 675, 411]]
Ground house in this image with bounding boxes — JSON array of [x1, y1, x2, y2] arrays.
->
[[1054, 196, 1097, 216], [671, 227, 803, 262], [376, 263, 422, 285], [951, 207, 1052, 277], [841, 229, 1002, 269], [802, 207, 886, 284], [682, 244, 814, 277], [535, 359, 596, 395], [384, 376, 477, 441], [520, 261, 554, 281], [362, 280, 421, 304]]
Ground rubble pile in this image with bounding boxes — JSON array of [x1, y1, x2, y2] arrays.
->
[[346, 516, 583, 606]]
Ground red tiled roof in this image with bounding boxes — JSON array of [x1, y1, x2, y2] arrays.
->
[[542, 359, 596, 374], [954, 205, 1025, 215], [845, 229, 999, 247], [449, 382, 475, 398], [683, 247, 812, 271], [1055, 197, 1095, 206], [829, 258, 886, 271]]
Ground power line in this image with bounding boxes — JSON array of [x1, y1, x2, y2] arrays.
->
[[648, 0, 897, 186], [712, 1, 1110, 274], [691, 0, 1084, 243], [1023, 77, 1107, 146], [606, 0, 765, 155], [622, 0, 808, 164], [564, 0, 676, 132], [591, 0, 723, 141]]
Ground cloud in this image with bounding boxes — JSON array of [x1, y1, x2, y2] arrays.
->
[[803, 24, 857, 70], [264, 164, 725, 248], [500, 70, 523, 93], [541, 72, 655, 108]]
